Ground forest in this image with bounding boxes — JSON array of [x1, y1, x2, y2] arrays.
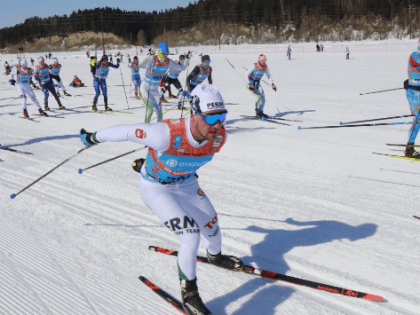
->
[[0, 0, 419, 50]]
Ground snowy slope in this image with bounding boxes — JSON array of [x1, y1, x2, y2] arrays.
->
[[1, 44, 419, 315]]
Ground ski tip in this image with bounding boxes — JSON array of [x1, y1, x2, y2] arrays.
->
[[78, 169, 83, 174], [297, 126, 302, 130], [362, 294, 384, 302], [10, 193, 16, 199]]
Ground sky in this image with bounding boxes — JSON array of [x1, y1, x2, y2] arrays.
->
[[0, 0, 194, 29]]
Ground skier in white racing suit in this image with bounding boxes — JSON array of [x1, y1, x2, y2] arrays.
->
[[79, 84, 243, 315]]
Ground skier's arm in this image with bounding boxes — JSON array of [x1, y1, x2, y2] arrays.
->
[[186, 66, 200, 88], [80, 122, 170, 152], [10, 66, 17, 81], [138, 55, 154, 69], [108, 62, 120, 69], [265, 66, 274, 85], [245, 66, 255, 84], [207, 68, 212, 84]]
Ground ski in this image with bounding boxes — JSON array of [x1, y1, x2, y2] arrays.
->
[[139, 276, 186, 314], [414, 215, 420, 220], [149, 245, 384, 302], [240, 115, 290, 126], [89, 110, 133, 114], [33, 114, 64, 118], [386, 143, 420, 148], [373, 152, 420, 161], [19, 116, 40, 123], [0, 146, 31, 155]]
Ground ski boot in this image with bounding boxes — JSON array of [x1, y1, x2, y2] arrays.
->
[[178, 102, 187, 110], [58, 104, 66, 110], [181, 278, 212, 315], [105, 105, 112, 112], [206, 251, 243, 271], [160, 94, 168, 103], [256, 110, 269, 120], [56, 91, 61, 97], [38, 108, 48, 116], [404, 142, 420, 159], [92, 102, 98, 111], [64, 91, 72, 97], [23, 109, 29, 118], [169, 93, 177, 99], [44, 103, 50, 111]]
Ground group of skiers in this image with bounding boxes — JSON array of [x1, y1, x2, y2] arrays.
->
[[7, 56, 72, 118]]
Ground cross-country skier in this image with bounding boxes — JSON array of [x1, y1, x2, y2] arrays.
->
[[30, 58, 35, 66], [49, 58, 71, 97], [10, 59, 47, 118], [92, 55, 120, 111], [179, 55, 211, 108], [404, 39, 420, 159], [346, 47, 350, 59], [4, 61, 11, 75], [245, 54, 277, 119], [160, 54, 190, 109], [34, 56, 65, 111], [128, 56, 141, 99], [71, 75, 85, 87], [287, 45, 292, 60], [79, 84, 243, 315], [138, 42, 188, 123]]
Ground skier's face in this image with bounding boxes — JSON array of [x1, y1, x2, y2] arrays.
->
[[192, 110, 226, 142]]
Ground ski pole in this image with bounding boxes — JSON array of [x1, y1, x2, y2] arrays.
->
[[414, 215, 420, 220], [242, 66, 270, 87], [298, 121, 418, 130], [78, 146, 147, 174], [10, 146, 91, 199], [340, 114, 413, 125], [360, 87, 403, 95], [224, 57, 247, 83], [119, 66, 129, 109], [181, 51, 191, 118]]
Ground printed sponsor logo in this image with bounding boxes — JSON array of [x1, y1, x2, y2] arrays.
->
[[174, 136, 182, 148], [317, 285, 339, 293], [207, 101, 224, 109], [179, 161, 207, 167], [166, 159, 178, 167], [204, 213, 218, 229], [197, 188, 205, 197], [135, 129, 146, 139], [164, 216, 200, 235]]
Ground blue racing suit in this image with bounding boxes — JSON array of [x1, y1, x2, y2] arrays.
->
[[406, 48, 420, 143], [93, 61, 119, 105]]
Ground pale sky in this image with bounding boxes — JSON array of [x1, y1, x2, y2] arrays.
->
[[0, 0, 194, 29]]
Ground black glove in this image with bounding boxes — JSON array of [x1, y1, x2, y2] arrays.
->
[[80, 128, 100, 146], [186, 51, 192, 59], [248, 84, 254, 91], [10, 79, 16, 86], [272, 84, 277, 92], [132, 158, 145, 173]]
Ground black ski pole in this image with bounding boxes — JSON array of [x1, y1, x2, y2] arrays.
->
[[119, 66, 129, 109], [181, 51, 191, 118], [360, 87, 403, 95], [340, 114, 413, 125], [298, 121, 418, 130], [78, 146, 147, 174], [224, 57, 247, 83], [10, 146, 91, 199]]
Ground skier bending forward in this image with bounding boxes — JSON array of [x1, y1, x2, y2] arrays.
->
[[80, 84, 243, 315]]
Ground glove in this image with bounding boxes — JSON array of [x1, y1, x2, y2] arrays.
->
[[248, 84, 254, 91], [9, 79, 16, 86], [186, 51, 192, 59], [80, 128, 100, 146], [272, 84, 277, 92]]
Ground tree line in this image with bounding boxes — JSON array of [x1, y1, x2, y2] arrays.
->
[[0, 0, 419, 49]]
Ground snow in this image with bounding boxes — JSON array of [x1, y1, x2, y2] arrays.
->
[[1, 42, 420, 315]]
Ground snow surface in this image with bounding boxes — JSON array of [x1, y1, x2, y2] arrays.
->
[[1, 43, 420, 315]]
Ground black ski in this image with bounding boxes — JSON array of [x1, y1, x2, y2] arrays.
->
[[149, 245, 384, 302], [33, 114, 64, 118], [89, 110, 133, 114], [139, 276, 186, 314], [0, 146, 32, 155], [19, 116, 40, 123], [240, 115, 290, 126], [386, 143, 420, 148]]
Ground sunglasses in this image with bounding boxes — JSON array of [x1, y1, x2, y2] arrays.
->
[[200, 111, 227, 125], [203, 60, 211, 64]]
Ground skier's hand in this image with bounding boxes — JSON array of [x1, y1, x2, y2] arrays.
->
[[272, 84, 277, 92], [80, 129, 99, 146], [9, 79, 16, 86], [248, 84, 254, 91]]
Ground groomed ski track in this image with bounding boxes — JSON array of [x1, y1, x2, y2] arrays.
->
[[1, 42, 420, 314]]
